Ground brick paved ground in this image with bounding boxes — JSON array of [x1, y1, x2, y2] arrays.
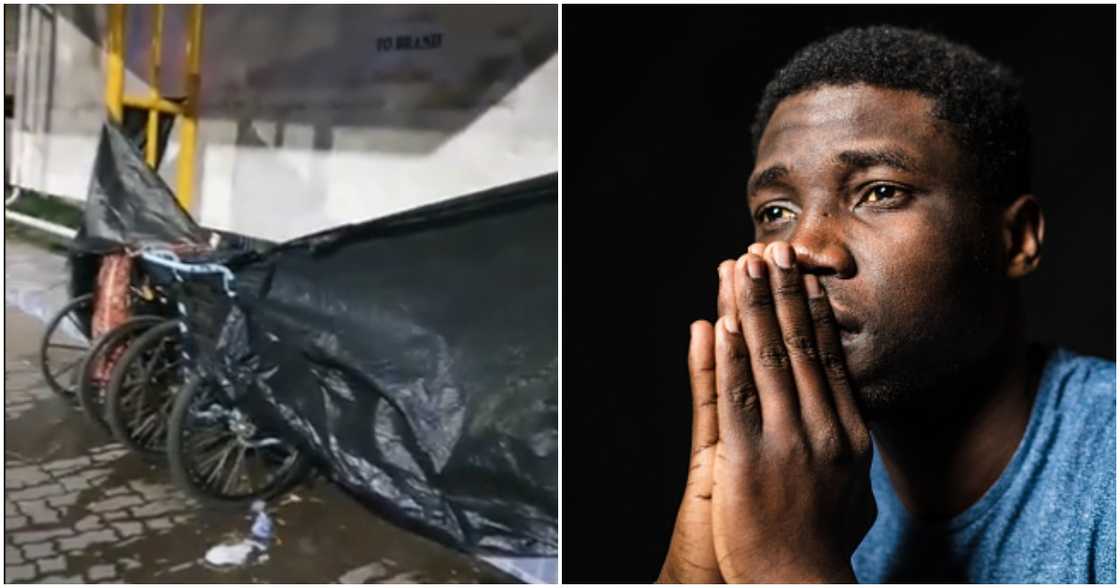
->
[[5, 242, 513, 583]]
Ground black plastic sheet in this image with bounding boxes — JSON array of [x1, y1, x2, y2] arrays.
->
[[222, 176, 558, 556], [71, 122, 558, 557], [72, 123, 210, 256], [69, 123, 271, 301]]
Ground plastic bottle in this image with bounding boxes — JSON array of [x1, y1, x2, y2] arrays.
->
[[202, 500, 275, 568], [249, 499, 273, 549]]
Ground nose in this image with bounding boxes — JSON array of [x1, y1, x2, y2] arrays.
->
[[788, 212, 856, 279]]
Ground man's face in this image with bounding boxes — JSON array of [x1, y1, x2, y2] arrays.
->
[[749, 84, 1010, 416]]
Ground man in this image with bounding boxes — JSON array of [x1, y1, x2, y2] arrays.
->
[[657, 26, 1115, 583]]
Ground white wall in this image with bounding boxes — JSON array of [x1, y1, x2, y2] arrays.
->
[[11, 5, 558, 242]]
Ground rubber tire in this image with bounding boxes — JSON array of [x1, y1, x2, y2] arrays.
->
[[167, 375, 311, 509], [38, 293, 94, 404], [76, 316, 164, 432], [105, 319, 181, 458]]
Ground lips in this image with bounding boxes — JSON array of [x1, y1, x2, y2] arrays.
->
[[822, 305, 861, 353], [814, 281, 862, 346], [829, 307, 861, 334], [814, 282, 858, 328]]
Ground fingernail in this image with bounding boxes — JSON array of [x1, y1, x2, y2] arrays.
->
[[804, 274, 822, 298], [724, 314, 739, 333], [748, 242, 766, 256], [746, 254, 765, 279], [773, 242, 793, 269]]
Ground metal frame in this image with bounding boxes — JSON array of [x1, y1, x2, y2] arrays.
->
[[104, 4, 203, 209]]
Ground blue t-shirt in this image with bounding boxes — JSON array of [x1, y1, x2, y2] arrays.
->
[[852, 348, 1116, 583]]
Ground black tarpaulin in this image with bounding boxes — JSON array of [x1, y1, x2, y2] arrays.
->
[[69, 123, 269, 301], [218, 175, 558, 556], [67, 120, 209, 332], [71, 122, 210, 257], [70, 121, 558, 557]]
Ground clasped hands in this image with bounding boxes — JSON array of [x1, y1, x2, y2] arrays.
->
[[658, 241, 877, 584]]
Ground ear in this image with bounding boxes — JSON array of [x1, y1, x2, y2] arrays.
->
[[1001, 194, 1045, 279]]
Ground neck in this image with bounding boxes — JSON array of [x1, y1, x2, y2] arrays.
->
[[868, 317, 1044, 521]]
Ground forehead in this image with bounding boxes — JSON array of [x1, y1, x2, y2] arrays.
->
[[755, 84, 959, 175]]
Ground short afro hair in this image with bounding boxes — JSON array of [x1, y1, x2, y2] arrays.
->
[[750, 25, 1031, 203]]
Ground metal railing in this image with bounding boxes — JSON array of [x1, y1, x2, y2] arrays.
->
[[106, 4, 204, 210]]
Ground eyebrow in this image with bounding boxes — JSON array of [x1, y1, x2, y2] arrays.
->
[[835, 148, 918, 174], [747, 165, 790, 199]]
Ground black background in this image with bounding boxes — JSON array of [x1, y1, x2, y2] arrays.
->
[[561, 6, 1115, 583]]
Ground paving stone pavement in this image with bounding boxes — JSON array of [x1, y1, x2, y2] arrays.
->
[[5, 239, 516, 584]]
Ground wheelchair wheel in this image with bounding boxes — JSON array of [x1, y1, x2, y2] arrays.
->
[[105, 320, 183, 457], [38, 294, 94, 404], [167, 375, 311, 508], [76, 316, 164, 432]]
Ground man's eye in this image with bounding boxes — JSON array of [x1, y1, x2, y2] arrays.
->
[[862, 184, 907, 204], [756, 205, 796, 225]]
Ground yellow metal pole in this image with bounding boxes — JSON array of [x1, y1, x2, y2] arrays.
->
[[104, 5, 126, 123], [145, 4, 164, 168], [123, 96, 183, 116], [176, 4, 202, 210]]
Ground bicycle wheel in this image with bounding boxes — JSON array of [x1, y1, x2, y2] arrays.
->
[[167, 375, 311, 508], [76, 316, 164, 432], [38, 294, 94, 404], [106, 320, 184, 457]]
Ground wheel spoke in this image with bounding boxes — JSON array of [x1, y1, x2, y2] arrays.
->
[[148, 416, 168, 448], [46, 343, 89, 352], [205, 444, 235, 488], [134, 412, 159, 438], [132, 412, 154, 438], [142, 350, 163, 377], [277, 448, 298, 475], [143, 396, 170, 447], [52, 357, 84, 377], [223, 445, 247, 495], [173, 378, 300, 500], [63, 313, 87, 340], [196, 438, 228, 475], [128, 389, 148, 428], [194, 432, 231, 457], [133, 382, 151, 416], [139, 419, 164, 449], [151, 361, 181, 381], [189, 429, 232, 460]]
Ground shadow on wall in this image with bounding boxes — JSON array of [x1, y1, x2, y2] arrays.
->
[[57, 4, 558, 155], [223, 118, 333, 237]]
